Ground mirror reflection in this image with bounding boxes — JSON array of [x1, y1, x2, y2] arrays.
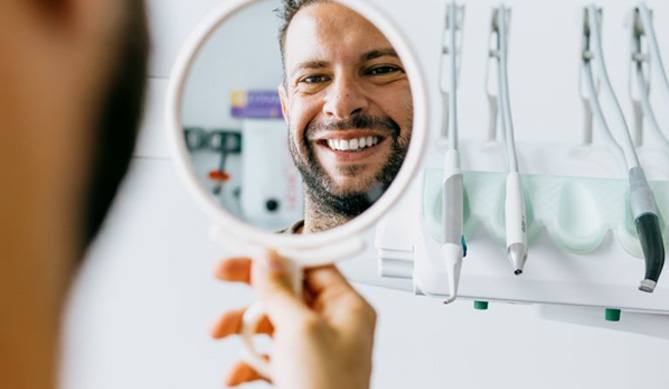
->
[[182, 0, 413, 233]]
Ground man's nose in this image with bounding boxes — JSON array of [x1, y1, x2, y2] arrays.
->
[[323, 75, 369, 120]]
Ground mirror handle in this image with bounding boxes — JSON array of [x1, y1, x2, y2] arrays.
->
[[240, 258, 302, 380]]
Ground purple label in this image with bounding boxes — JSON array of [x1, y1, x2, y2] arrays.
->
[[231, 106, 283, 119], [231, 90, 283, 119]]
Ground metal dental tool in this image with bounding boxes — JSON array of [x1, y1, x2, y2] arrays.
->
[[440, 1, 466, 304], [628, 2, 669, 149], [488, 5, 528, 275], [581, 4, 665, 293]]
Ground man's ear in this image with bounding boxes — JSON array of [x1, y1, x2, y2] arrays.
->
[[278, 83, 289, 125]]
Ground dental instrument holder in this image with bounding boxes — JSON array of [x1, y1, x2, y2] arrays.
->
[[437, 2, 466, 304], [423, 170, 669, 261], [419, 168, 669, 310], [581, 5, 665, 293], [440, 3, 465, 139], [485, 7, 512, 144], [485, 13, 502, 143], [629, 7, 651, 147], [628, 5, 669, 149]]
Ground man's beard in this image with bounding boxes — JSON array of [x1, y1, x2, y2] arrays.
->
[[289, 114, 410, 219]]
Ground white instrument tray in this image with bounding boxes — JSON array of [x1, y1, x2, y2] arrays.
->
[[375, 141, 669, 313]]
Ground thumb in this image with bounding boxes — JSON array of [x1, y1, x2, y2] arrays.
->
[[251, 250, 312, 327]]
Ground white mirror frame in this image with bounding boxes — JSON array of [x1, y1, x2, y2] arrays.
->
[[166, 0, 429, 255]]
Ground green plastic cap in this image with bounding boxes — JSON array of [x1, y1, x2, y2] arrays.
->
[[474, 301, 489, 310], [605, 308, 621, 322]]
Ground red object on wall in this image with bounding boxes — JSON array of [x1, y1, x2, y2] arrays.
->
[[208, 170, 231, 182]]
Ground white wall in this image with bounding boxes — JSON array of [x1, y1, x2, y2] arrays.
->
[[182, 0, 283, 129], [62, 1, 669, 389]]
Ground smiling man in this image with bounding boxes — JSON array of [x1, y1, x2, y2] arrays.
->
[[277, 0, 413, 233]]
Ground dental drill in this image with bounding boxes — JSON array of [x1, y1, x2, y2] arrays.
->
[[488, 5, 529, 275], [440, 2, 466, 304], [581, 5, 665, 293]]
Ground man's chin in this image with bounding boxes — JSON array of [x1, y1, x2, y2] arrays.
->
[[326, 179, 387, 202], [299, 167, 392, 218], [295, 136, 405, 216], [306, 188, 377, 219], [327, 176, 377, 194]]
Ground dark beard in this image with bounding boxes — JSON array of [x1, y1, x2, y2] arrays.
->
[[289, 114, 409, 219], [81, 1, 150, 249]]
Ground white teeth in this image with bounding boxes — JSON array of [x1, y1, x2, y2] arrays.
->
[[326, 136, 380, 151]]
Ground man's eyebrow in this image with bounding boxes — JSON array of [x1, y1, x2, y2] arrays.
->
[[290, 60, 329, 78], [361, 48, 398, 61]]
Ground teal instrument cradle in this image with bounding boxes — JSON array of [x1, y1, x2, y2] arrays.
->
[[423, 169, 669, 258]]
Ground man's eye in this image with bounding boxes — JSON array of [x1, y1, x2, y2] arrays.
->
[[366, 66, 402, 76], [301, 75, 330, 84]]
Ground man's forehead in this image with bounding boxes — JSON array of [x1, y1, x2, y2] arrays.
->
[[284, 2, 393, 72]]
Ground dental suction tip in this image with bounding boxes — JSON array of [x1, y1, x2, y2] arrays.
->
[[639, 279, 657, 293], [443, 296, 457, 305], [514, 269, 523, 275]]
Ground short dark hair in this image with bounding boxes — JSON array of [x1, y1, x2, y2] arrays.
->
[[277, 0, 326, 63]]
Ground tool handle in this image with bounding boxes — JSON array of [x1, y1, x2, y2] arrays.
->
[[505, 172, 527, 246], [635, 213, 665, 293]]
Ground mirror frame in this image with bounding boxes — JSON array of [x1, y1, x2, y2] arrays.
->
[[166, 0, 429, 250]]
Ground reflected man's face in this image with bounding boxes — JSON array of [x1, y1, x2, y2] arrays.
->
[[279, 2, 413, 217]]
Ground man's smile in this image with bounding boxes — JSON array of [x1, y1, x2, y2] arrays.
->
[[326, 136, 380, 151], [312, 129, 389, 163]]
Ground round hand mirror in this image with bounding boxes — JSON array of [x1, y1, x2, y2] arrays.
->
[[166, 0, 428, 378]]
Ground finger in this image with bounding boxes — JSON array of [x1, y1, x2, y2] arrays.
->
[[252, 250, 316, 327], [224, 358, 271, 387], [215, 257, 252, 283], [304, 264, 352, 296], [304, 266, 376, 333], [210, 308, 274, 339]]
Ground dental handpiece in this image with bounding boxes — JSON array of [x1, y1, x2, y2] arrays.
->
[[494, 6, 528, 275], [584, 4, 665, 292], [630, 167, 665, 292], [440, 2, 465, 304]]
